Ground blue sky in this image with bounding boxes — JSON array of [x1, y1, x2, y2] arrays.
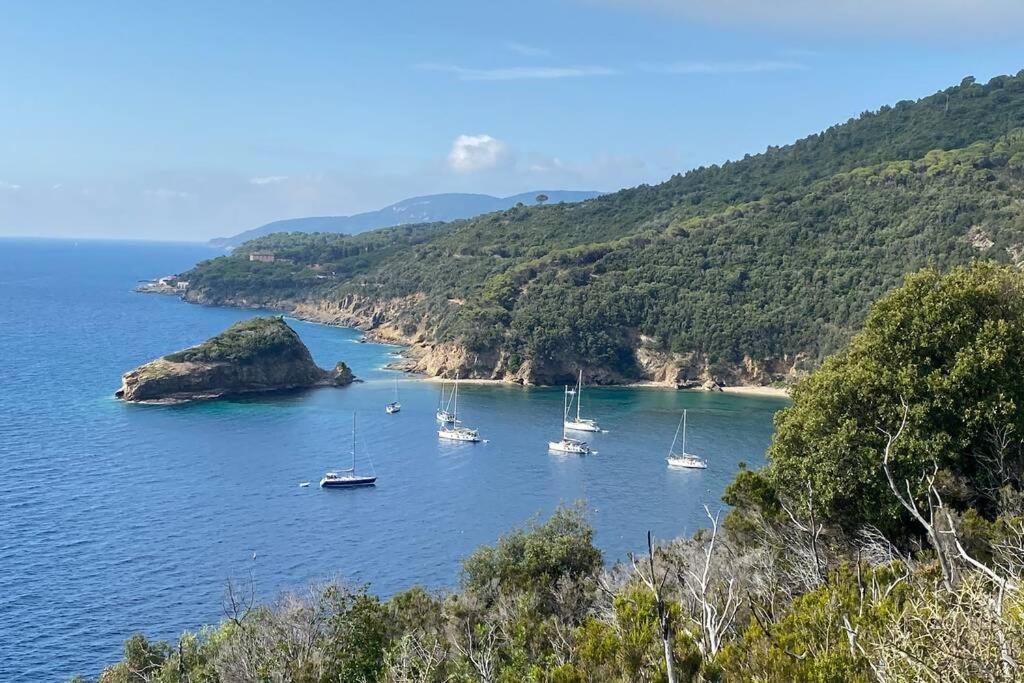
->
[[1, 0, 1022, 240]]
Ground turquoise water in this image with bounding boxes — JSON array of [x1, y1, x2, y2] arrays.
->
[[0, 238, 788, 680]]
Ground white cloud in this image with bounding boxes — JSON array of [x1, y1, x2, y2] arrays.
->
[[418, 63, 618, 81], [587, 0, 1024, 37], [645, 60, 807, 74], [448, 134, 509, 173], [504, 41, 551, 57], [249, 175, 289, 185], [0, 181, 22, 191]]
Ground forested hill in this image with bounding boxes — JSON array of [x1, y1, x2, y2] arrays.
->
[[180, 70, 1024, 386]]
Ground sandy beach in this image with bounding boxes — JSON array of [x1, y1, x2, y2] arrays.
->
[[721, 385, 790, 398]]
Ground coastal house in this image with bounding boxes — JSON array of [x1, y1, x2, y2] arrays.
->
[[175, 281, 189, 290], [249, 251, 276, 263]]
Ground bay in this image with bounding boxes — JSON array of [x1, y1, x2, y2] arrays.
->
[[0, 238, 787, 680]]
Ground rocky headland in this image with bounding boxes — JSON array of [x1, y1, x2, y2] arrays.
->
[[115, 316, 355, 404], [178, 290, 801, 391]]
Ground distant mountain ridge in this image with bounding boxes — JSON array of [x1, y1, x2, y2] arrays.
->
[[209, 190, 601, 248]]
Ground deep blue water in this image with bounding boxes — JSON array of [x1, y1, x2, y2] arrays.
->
[[0, 238, 788, 681]]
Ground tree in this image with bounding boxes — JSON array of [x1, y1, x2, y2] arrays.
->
[[535, 193, 549, 205], [765, 262, 1024, 537], [460, 502, 602, 596]]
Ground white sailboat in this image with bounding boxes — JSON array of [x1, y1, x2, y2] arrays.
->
[[666, 410, 707, 469], [549, 384, 594, 454], [564, 370, 601, 432], [385, 377, 401, 414], [438, 378, 482, 442], [436, 377, 457, 423], [321, 413, 378, 487]]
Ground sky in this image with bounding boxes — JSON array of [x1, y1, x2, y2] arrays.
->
[[0, 1, 1022, 241]]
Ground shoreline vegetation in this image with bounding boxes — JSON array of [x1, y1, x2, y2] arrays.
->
[[95, 263, 1024, 682], [163, 71, 1024, 393]]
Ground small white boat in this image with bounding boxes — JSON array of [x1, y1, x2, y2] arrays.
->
[[436, 377, 457, 423], [321, 413, 378, 488], [438, 425, 482, 442], [299, 481, 310, 488], [666, 410, 707, 470], [385, 378, 401, 414], [437, 378, 482, 442], [549, 385, 593, 454], [564, 370, 601, 432], [548, 437, 593, 455]]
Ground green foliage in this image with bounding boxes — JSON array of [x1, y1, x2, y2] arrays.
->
[[765, 263, 1024, 536], [182, 73, 1024, 381], [715, 565, 907, 682], [460, 503, 602, 596], [164, 316, 308, 364]]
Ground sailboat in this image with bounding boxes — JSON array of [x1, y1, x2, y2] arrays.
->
[[666, 410, 707, 469], [385, 378, 401, 414], [436, 377, 457, 423], [438, 378, 482, 442], [549, 385, 594, 454], [320, 413, 378, 487], [564, 370, 601, 432]]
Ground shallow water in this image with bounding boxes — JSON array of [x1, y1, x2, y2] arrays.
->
[[0, 238, 788, 680]]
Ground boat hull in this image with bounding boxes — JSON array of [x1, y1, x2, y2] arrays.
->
[[666, 457, 707, 470], [564, 420, 600, 432], [438, 429, 480, 443], [320, 476, 377, 487], [549, 441, 592, 455], [385, 403, 401, 414]]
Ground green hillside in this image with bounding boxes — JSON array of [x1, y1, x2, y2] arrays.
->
[[182, 71, 1024, 384]]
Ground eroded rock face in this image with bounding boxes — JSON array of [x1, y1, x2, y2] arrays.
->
[[115, 317, 354, 404], [180, 290, 803, 388]]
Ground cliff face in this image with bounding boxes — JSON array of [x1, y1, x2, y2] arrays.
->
[[116, 316, 354, 403], [181, 291, 802, 388]]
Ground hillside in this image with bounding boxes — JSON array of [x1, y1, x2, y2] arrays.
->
[[208, 190, 601, 248], [180, 71, 1024, 386]]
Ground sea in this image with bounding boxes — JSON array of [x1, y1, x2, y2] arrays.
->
[[0, 237, 788, 680]]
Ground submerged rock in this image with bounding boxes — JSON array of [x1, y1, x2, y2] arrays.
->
[[116, 316, 354, 403]]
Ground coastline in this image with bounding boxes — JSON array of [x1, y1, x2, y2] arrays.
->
[[167, 290, 795, 396], [418, 374, 791, 397]]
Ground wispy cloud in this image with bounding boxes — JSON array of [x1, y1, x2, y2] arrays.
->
[[249, 175, 289, 185], [417, 63, 618, 81], [0, 180, 22, 191], [504, 41, 551, 58], [645, 60, 807, 74]]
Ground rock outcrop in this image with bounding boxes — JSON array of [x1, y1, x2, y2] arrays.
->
[[116, 316, 354, 403]]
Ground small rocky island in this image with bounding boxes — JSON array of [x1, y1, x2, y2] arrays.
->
[[116, 316, 355, 403]]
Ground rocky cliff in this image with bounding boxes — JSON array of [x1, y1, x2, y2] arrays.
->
[[116, 316, 354, 403], [179, 289, 802, 388]]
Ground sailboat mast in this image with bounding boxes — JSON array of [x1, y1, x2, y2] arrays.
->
[[576, 370, 583, 421], [682, 409, 687, 455], [453, 378, 459, 419], [669, 412, 683, 456], [351, 412, 357, 470], [562, 386, 568, 439]]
